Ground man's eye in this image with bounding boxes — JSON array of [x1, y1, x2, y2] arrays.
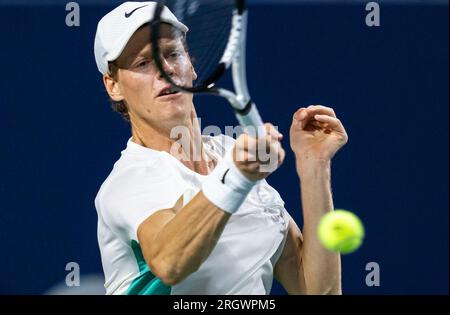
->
[[169, 51, 182, 58], [136, 60, 151, 68]]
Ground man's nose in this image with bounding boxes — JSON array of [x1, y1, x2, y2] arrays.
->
[[158, 56, 175, 79]]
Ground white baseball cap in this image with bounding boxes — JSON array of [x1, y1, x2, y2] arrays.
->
[[94, 1, 188, 75]]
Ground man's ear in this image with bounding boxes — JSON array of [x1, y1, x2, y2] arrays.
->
[[103, 74, 124, 102]]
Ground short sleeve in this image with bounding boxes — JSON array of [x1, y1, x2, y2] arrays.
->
[[98, 159, 188, 244]]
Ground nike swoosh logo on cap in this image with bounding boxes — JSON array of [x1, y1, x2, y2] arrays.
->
[[124, 5, 148, 18]]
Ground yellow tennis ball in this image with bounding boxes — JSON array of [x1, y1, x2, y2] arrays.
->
[[318, 210, 365, 254]]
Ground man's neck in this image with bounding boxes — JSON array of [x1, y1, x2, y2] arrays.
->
[[131, 119, 216, 176]]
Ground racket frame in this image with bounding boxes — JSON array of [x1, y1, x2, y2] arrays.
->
[[151, 0, 264, 132]]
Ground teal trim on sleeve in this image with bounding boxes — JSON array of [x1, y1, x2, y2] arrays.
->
[[126, 240, 171, 295]]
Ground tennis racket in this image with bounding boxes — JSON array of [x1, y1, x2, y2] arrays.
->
[[150, 0, 265, 136]]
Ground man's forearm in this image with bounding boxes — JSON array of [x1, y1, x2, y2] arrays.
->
[[147, 192, 232, 285], [297, 158, 342, 295]]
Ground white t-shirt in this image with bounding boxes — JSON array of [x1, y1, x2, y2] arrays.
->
[[95, 135, 290, 295]]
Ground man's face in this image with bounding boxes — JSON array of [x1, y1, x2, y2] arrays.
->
[[108, 24, 197, 130]]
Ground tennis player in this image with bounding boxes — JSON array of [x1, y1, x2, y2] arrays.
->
[[94, 2, 348, 295]]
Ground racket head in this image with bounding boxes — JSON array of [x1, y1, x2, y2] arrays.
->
[[150, 0, 246, 93]]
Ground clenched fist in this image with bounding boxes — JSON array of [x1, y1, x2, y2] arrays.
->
[[233, 124, 286, 181]]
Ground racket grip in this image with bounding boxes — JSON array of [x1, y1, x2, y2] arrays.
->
[[235, 102, 266, 137]]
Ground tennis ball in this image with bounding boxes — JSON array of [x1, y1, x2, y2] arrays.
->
[[318, 210, 365, 254]]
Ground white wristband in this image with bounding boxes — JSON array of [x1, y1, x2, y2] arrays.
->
[[202, 149, 257, 214]]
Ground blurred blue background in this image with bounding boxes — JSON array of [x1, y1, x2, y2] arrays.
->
[[0, 0, 448, 295]]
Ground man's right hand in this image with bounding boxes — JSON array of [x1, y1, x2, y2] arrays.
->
[[233, 124, 286, 182]]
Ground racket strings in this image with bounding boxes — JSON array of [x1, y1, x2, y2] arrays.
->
[[189, 20, 230, 81], [159, 0, 236, 88]]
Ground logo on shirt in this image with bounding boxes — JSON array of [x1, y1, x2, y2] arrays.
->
[[221, 169, 230, 184]]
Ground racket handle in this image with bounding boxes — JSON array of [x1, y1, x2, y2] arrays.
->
[[235, 102, 266, 137]]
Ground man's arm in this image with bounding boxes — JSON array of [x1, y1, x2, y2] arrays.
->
[[274, 105, 348, 295], [274, 169, 341, 295], [297, 159, 341, 294], [138, 192, 231, 286], [273, 218, 306, 294]]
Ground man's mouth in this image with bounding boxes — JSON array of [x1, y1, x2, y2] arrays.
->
[[157, 86, 182, 98]]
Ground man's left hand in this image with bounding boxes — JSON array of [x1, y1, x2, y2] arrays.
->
[[290, 105, 348, 164]]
